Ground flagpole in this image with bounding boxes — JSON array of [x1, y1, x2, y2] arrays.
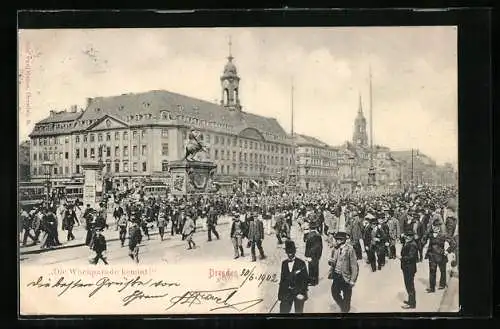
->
[[369, 65, 376, 189], [290, 77, 296, 189]]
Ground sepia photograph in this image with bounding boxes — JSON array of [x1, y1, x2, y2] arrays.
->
[[18, 26, 459, 315]]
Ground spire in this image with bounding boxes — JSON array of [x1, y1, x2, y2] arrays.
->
[[227, 36, 233, 61], [358, 92, 363, 114]]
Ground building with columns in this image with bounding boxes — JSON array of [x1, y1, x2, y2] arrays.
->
[[294, 134, 338, 191], [28, 43, 294, 192]]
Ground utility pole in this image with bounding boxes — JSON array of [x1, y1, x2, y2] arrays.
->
[[411, 148, 414, 187], [290, 77, 297, 189], [368, 65, 376, 189]]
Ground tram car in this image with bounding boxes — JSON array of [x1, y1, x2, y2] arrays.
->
[[64, 182, 84, 203], [18, 182, 46, 207], [142, 181, 169, 198]]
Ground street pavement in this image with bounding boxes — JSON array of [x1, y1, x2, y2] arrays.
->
[[20, 218, 457, 313]]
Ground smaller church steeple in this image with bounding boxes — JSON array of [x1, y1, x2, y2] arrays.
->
[[353, 92, 368, 147], [358, 92, 363, 114], [220, 36, 241, 111]]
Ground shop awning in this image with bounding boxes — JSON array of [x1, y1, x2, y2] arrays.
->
[[267, 180, 280, 187], [250, 180, 259, 187]]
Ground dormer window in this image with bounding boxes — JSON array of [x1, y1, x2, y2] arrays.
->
[[143, 102, 150, 108], [146, 114, 152, 119], [177, 105, 184, 111], [118, 105, 124, 111], [95, 108, 101, 112], [193, 105, 199, 110]]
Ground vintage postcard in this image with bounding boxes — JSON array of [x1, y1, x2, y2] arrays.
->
[[18, 26, 459, 315]]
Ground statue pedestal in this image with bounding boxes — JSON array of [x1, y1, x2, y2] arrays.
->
[[168, 160, 217, 196], [81, 161, 105, 208]]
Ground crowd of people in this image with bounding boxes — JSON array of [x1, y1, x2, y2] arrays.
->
[[19, 185, 458, 313]]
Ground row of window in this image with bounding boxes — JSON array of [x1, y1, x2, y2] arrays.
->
[[31, 129, 149, 147], [33, 144, 151, 161], [32, 161, 148, 176], [300, 168, 337, 177], [210, 149, 291, 166], [214, 163, 287, 175], [300, 147, 337, 157], [208, 134, 292, 154], [300, 157, 338, 167]]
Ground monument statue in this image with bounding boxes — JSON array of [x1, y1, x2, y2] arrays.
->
[[184, 127, 207, 162], [169, 127, 216, 196]]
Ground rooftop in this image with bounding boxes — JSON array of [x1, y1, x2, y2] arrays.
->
[[30, 89, 290, 143], [294, 133, 336, 149]]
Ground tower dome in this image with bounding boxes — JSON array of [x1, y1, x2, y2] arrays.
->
[[222, 55, 238, 78], [220, 37, 241, 111]]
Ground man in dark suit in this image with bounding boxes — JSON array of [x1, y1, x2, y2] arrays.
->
[[206, 206, 220, 241], [400, 229, 419, 309], [421, 220, 456, 292], [247, 213, 266, 262], [305, 224, 323, 286], [278, 240, 309, 313]]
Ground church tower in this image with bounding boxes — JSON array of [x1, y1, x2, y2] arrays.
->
[[220, 37, 241, 111], [352, 93, 368, 147]]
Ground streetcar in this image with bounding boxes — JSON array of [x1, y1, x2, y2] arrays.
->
[[64, 183, 84, 202], [18, 182, 46, 207], [142, 181, 169, 198]]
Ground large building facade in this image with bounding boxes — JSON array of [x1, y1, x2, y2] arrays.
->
[[294, 134, 338, 191], [28, 49, 294, 192]]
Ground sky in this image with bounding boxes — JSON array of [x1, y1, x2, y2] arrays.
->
[[18, 27, 457, 167]]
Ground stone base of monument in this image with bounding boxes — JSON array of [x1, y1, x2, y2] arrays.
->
[[168, 160, 217, 196]]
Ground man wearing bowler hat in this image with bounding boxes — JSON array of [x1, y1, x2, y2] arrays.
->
[[278, 240, 309, 313], [400, 229, 419, 309], [328, 231, 359, 313]]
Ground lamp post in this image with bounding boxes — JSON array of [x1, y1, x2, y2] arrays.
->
[[41, 161, 54, 202]]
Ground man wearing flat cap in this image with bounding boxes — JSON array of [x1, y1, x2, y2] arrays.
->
[[278, 240, 309, 313], [328, 231, 359, 313], [400, 229, 418, 309]]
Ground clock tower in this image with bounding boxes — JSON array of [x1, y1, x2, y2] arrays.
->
[[352, 93, 368, 147], [220, 37, 241, 111]]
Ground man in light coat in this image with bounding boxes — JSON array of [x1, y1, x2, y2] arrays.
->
[[328, 231, 359, 313]]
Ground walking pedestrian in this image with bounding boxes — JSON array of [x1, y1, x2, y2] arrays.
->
[[207, 206, 220, 242], [230, 212, 245, 259], [386, 209, 401, 259], [327, 231, 359, 313], [128, 221, 142, 263], [182, 214, 196, 250], [400, 229, 418, 309], [90, 229, 108, 265], [62, 204, 79, 241], [247, 211, 266, 262], [304, 224, 323, 286], [422, 220, 455, 292], [278, 240, 309, 313], [157, 206, 167, 241]]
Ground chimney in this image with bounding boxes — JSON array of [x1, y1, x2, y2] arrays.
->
[[49, 110, 55, 117], [70, 105, 77, 113], [86, 98, 93, 108]]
